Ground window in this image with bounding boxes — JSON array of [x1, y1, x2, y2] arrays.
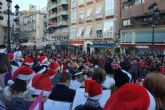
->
[[96, 23, 103, 37], [77, 27, 84, 37], [105, 0, 114, 16], [79, 10, 85, 21], [71, 9, 77, 23], [123, 2, 131, 9], [70, 26, 77, 38], [71, 0, 77, 8], [104, 20, 115, 38], [86, 8, 93, 18], [85, 25, 92, 37], [123, 19, 131, 26], [134, 0, 145, 5], [95, 5, 103, 16], [122, 32, 132, 43]]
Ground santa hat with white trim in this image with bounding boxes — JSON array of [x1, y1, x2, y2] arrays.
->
[[45, 69, 57, 79], [29, 74, 52, 97], [8, 65, 35, 85], [50, 61, 60, 71], [103, 83, 156, 110], [23, 57, 34, 66], [84, 80, 102, 100], [38, 56, 48, 65]]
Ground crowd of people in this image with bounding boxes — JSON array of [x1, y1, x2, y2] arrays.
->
[[0, 44, 164, 110]]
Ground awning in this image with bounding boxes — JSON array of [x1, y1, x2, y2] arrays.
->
[[89, 44, 113, 48], [69, 40, 84, 46]]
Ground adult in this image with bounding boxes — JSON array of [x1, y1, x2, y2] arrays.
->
[[75, 80, 102, 110], [104, 83, 156, 110], [143, 73, 165, 110], [0, 45, 11, 88], [49, 72, 76, 103]]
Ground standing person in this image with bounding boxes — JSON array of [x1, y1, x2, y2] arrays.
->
[[75, 80, 102, 110], [0, 45, 12, 88], [14, 50, 23, 67], [48, 72, 76, 103], [130, 59, 139, 83], [104, 55, 113, 74]]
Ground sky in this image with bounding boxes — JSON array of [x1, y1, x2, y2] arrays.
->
[[12, 0, 47, 11]]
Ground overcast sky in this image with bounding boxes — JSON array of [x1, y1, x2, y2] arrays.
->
[[12, 0, 47, 11]]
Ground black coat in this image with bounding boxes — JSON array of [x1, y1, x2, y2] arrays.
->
[[49, 84, 76, 103], [75, 99, 102, 110]]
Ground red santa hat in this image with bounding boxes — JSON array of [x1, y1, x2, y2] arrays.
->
[[50, 61, 60, 71], [103, 83, 156, 110], [9, 53, 14, 61], [29, 74, 52, 97], [38, 56, 48, 64], [23, 57, 34, 66], [8, 65, 35, 85], [45, 69, 57, 79], [84, 80, 102, 100]]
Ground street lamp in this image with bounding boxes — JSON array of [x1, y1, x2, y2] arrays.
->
[[148, 2, 160, 55], [14, 4, 20, 42], [6, 0, 12, 53]]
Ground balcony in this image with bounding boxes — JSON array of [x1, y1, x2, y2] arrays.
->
[[105, 9, 114, 17], [78, 0, 85, 7], [57, 21, 68, 26], [86, 0, 93, 4], [57, 0, 68, 6], [78, 18, 84, 23], [48, 13, 57, 19], [95, 13, 103, 20], [86, 16, 93, 21], [48, 3, 57, 11], [57, 10, 68, 16]]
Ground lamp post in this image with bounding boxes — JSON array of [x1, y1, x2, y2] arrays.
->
[[14, 4, 20, 42], [148, 2, 160, 55], [6, 0, 12, 53]]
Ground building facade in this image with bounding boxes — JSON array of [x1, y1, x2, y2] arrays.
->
[[69, 0, 120, 52], [47, 0, 69, 42], [21, 12, 47, 41], [120, 0, 165, 54]]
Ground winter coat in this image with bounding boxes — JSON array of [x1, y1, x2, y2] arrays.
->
[[49, 84, 76, 103], [75, 99, 102, 110], [8, 97, 33, 110]]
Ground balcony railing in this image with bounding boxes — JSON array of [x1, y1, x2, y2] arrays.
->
[[57, 0, 68, 6], [57, 10, 68, 16], [48, 13, 57, 19], [95, 13, 103, 19], [57, 21, 68, 26], [78, 18, 84, 23], [78, 0, 85, 6], [86, 16, 93, 21], [105, 10, 114, 17], [48, 3, 57, 11], [86, 0, 93, 4]]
